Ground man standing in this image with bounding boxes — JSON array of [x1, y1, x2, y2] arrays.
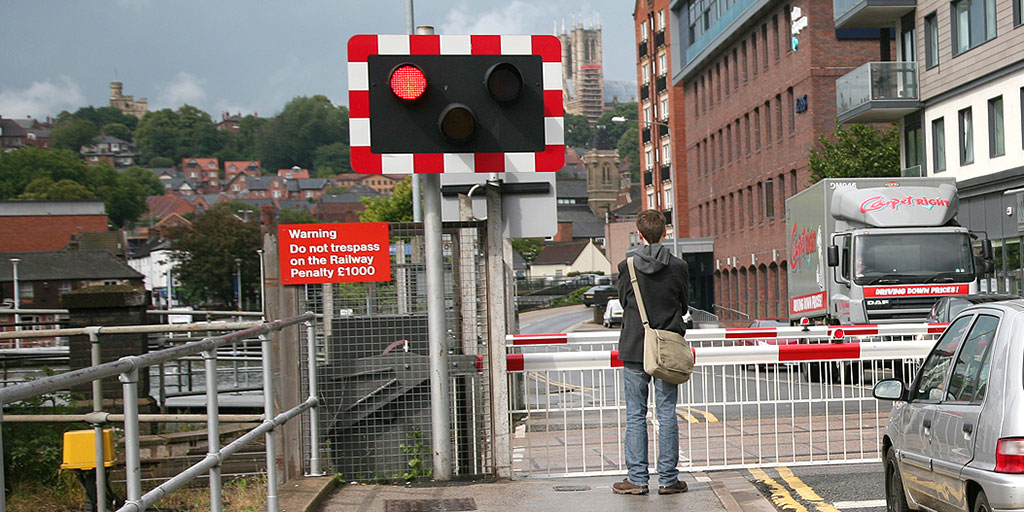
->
[[612, 209, 690, 495]]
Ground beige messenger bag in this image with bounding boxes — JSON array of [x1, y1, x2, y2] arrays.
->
[[627, 257, 694, 385]]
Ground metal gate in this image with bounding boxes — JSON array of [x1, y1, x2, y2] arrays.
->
[[506, 324, 943, 477], [299, 221, 493, 481]]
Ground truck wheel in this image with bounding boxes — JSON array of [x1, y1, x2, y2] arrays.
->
[[802, 362, 824, 382]]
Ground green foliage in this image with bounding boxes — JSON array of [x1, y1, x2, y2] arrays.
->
[[3, 371, 86, 487], [58, 105, 138, 133], [147, 156, 174, 168], [809, 123, 900, 183], [256, 95, 349, 172], [51, 118, 99, 151], [551, 286, 589, 307], [596, 102, 637, 145], [312, 141, 351, 177], [510, 238, 544, 264], [360, 177, 413, 222], [564, 113, 593, 148], [617, 125, 640, 182], [100, 122, 133, 142], [396, 428, 432, 480], [17, 178, 95, 200], [168, 205, 261, 306], [277, 208, 320, 224], [134, 105, 225, 163]]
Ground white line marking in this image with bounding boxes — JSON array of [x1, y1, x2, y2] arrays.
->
[[833, 499, 886, 509]]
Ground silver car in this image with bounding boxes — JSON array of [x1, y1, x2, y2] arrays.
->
[[874, 299, 1024, 512]]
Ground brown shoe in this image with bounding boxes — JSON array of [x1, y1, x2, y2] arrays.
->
[[658, 480, 688, 494], [612, 479, 649, 495]]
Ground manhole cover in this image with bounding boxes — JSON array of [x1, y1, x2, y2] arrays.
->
[[384, 498, 478, 512], [553, 485, 591, 492]]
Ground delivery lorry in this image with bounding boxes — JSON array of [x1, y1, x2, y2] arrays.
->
[[785, 177, 988, 326]]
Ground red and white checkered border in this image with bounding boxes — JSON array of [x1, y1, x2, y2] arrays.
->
[[347, 34, 564, 175]]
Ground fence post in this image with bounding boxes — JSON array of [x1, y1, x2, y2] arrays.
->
[[305, 320, 323, 476], [485, 180, 512, 478], [204, 349, 223, 512], [120, 365, 143, 506], [87, 327, 108, 512], [261, 334, 280, 512]]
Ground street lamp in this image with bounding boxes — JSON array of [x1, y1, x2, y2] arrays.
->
[[9, 258, 20, 349], [234, 258, 242, 311], [611, 116, 680, 258]]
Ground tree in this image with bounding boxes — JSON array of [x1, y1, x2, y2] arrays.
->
[[134, 105, 224, 163], [617, 126, 640, 182], [148, 156, 174, 168], [100, 123, 133, 142], [596, 102, 638, 145], [510, 238, 544, 264], [0, 147, 90, 199], [809, 123, 901, 183], [278, 208, 321, 224], [360, 177, 413, 222], [168, 205, 261, 306], [564, 114, 593, 148], [257, 95, 349, 172], [312, 142, 351, 177], [51, 118, 99, 151], [58, 106, 139, 133], [16, 178, 96, 200]]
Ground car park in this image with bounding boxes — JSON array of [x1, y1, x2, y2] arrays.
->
[[582, 285, 617, 307], [874, 298, 1024, 512], [603, 299, 623, 327]]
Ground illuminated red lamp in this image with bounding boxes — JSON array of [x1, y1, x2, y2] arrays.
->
[[390, 65, 427, 101]]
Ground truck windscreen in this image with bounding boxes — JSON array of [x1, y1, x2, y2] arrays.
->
[[853, 233, 976, 285]]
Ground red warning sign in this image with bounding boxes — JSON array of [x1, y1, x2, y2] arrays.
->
[[278, 222, 390, 285]]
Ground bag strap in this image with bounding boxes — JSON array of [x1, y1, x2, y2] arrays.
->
[[627, 257, 651, 328]]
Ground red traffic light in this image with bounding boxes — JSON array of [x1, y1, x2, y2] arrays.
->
[[390, 64, 427, 101]]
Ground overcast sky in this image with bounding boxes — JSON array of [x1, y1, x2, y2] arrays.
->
[[0, 0, 638, 121]]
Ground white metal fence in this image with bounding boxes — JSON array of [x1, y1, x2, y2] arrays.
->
[[505, 323, 945, 478]]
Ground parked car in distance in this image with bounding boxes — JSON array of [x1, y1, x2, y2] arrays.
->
[[925, 293, 1021, 323], [582, 285, 617, 307], [603, 299, 624, 327], [742, 319, 800, 346], [874, 298, 1024, 512]]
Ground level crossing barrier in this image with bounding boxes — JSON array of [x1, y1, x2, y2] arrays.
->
[[0, 313, 320, 512], [504, 323, 946, 478]]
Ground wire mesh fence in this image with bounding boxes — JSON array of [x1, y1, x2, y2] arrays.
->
[[300, 221, 493, 481]]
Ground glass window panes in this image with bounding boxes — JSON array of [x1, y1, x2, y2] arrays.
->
[[989, 96, 1004, 157], [925, 14, 939, 68], [765, 179, 774, 219], [952, 0, 997, 55], [959, 107, 974, 165], [932, 117, 946, 172], [914, 315, 972, 401], [947, 314, 998, 402]]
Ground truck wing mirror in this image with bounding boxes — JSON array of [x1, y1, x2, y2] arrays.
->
[[983, 239, 994, 260], [827, 245, 839, 267]]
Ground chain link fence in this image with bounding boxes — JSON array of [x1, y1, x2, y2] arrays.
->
[[299, 221, 494, 481]]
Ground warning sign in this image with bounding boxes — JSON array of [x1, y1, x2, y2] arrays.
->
[[278, 222, 390, 284]]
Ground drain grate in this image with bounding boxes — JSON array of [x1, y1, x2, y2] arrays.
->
[[384, 498, 478, 512], [552, 485, 591, 492]]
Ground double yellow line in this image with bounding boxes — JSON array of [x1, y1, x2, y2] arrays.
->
[[677, 408, 719, 424], [748, 467, 842, 512]]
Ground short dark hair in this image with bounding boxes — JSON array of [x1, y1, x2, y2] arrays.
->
[[636, 209, 666, 244]]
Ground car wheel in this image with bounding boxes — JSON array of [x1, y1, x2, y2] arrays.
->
[[885, 447, 910, 512], [973, 489, 990, 512]]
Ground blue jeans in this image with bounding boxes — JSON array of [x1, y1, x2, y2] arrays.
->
[[623, 361, 680, 487]]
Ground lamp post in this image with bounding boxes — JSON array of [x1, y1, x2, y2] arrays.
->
[[611, 116, 680, 258], [234, 258, 242, 311], [9, 258, 20, 349]]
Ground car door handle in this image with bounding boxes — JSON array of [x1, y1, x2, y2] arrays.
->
[[963, 423, 973, 434], [923, 419, 931, 429]]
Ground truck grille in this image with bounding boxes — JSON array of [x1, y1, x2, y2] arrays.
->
[[864, 296, 940, 322]]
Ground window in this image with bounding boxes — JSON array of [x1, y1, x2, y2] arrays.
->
[[732, 48, 739, 89], [787, 88, 795, 134], [901, 14, 917, 62], [19, 284, 33, 302], [761, 24, 769, 69], [718, 129, 724, 166], [775, 94, 783, 139], [642, 65, 650, 84], [662, 141, 671, 163], [924, 13, 939, 68], [724, 56, 730, 96], [790, 169, 797, 195], [716, 64, 722, 102], [951, 0, 996, 56], [744, 114, 751, 154], [741, 41, 749, 81], [988, 96, 1004, 157], [932, 117, 947, 172], [905, 112, 923, 169], [726, 125, 732, 163], [659, 53, 668, 75], [660, 97, 669, 120], [646, 148, 654, 169], [647, 191, 655, 208], [751, 34, 758, 75], [747, 185, 754, 226], [784, 5, 792, 53], [914, 315, 972, 401], [764, 101, 772, 144], [765, 179, 775, 219], [772, 15, 780, 60], [658, 10, 665, 30], [947, 315, 998, 402], [1016, 0, 1023, 26], [641, 22, 648, 41], [59, 281, 72, 295], [959, 107, 974, 165], [664, 189, 673, 208], [754, 107, 761, 149]]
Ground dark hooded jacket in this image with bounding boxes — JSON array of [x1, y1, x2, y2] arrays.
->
[[616, 243, 690, 364]]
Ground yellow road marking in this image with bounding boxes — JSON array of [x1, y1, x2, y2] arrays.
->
[[749, 467, 809, 512], [688, 407, 719, 423], [676, 411, 699, 423], [776, 467, 843, 512]]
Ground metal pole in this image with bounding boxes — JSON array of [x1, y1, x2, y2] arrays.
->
[[120, 366, 143, 505], [408, 0, 422, 223], [305, 320, 323, 476], [167, 268, 174, 312], [257, 250, 266, 316], [235, 258, 242, 311], [10, 258, 20, 349], [0, 407, 6, 511], [88, 328, 108, 512], [204, 349, 223, 512], [261, 334, 280, 512]]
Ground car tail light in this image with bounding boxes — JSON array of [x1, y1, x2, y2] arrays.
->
[[996, 438, 1024, 473]]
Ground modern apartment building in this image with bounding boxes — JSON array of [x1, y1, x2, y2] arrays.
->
[[834, 0, 1024, 295], [668, 0, 879, 322]]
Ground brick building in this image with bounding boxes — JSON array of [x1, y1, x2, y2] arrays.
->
[[0, 201, 110, 252], [669, 0, 881, 322]]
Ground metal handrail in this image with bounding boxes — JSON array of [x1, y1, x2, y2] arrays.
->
[[0, 312, 321, 512], [0, 321, 263, 341]]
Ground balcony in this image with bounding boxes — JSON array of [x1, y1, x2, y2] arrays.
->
[[642, 127, 651, 144], [638, 41, 648, 58], [901, 165, 922, 177], [644, 171, 653, 187], [656, 75, 667, 93], [660, 164, 672, 181], [836, 62, 922, 124], [655, 30, 666, 48], [834, 0, 915, 28]]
